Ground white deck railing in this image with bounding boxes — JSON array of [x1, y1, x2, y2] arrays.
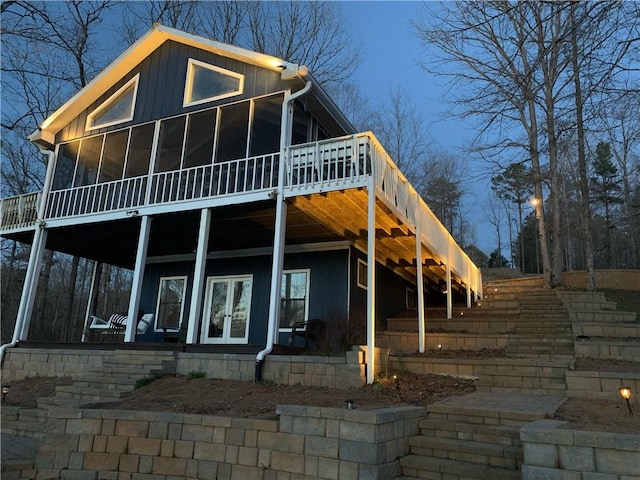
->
[[0, 192, 41, 230], [0, 133, 481, 293]]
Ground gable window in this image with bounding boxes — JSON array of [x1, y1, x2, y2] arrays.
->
[[86, 74, 139, 131], [357, 259, 368, 290], [280, 270, 309, 329], [183, 59, 244, 107], [155, 276, 187, 331]]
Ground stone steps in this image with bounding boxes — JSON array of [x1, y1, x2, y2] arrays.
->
[[418, 418, 521, 446], [399, 454, 521, 480], [408, 436, 522, 469]]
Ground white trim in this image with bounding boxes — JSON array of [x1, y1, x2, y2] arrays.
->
[[86, 74, 139, 131], [278, 268, 311, 331], [356, 258, 368, 290], [154, 275, 188, 332], [183, 58, 244, 108]]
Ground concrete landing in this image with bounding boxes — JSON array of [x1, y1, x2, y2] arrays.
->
[[429, 392, 567, 422]]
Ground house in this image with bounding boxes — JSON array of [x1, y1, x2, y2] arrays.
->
[[0, 25, 482, 383]]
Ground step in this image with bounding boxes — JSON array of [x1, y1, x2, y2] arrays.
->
[[409, 436, 522, 469], [419, 419, 521, 446], [37, 396, 82, 409], [572, 322, 640, 338], [55, 385, 129, 401], [399, 454, 521, 480]]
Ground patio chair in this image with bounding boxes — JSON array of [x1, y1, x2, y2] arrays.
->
[[288, 319, 327, 350]]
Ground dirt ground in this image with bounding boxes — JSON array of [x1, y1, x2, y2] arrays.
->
[[3, 369, 639, 434]]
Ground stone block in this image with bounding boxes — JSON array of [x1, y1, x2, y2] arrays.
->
[[238, 446, 258, 466], [225, 445, 239, 464], [292, 416, 326, 436], [339, 440, 385, 464], [226, 428, 245, 446], [138, 454, 153, 474], [41, 435, 79, 452], [148, 422, 168, 439], [258, 431, 290, 451], [305, 455, 319, 477], [174, 440, 194, 458], [270, 451, 305, 474], [595, 448, 640, 476], [59, 471, 98, 480], [521, 465, 581, 479], [559, 445, 595, 471], [106, 436, 128, 454], [305, 437, 339, 458], [194, 441, 226, 462], [197, 460, 219, 480], [339, 421, 376, 442], [212, 426, 226, 443], [152, 457, 187, 476], [119, 454, 139, 473], [317, 457, 339, 480], [231, 464, 265, 480], [182, 424, 213, 442], [115, 420, 149, 438], [160, 439, 174, 457], [66, 419, 102, 435], [127, 438, 161, 456], [83, 452, 120, 471], [338, 460, 358, 480]]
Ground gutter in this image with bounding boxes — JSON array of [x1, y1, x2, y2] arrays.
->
[[255, 79, 312, 381]]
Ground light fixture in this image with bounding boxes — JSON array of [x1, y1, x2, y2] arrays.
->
[[619, 386, 633, 415], [530, 197, 539, 207], [393, 374, 400, 389], [460, 311, 464, 316], [2, 385, 9, 402], [438, 344, 442, 351], [345, 399, 355, 410]]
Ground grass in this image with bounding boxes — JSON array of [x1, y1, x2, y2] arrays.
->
[[134, 376, 159, 389]]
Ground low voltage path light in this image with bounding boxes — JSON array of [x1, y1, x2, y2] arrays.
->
[[345, 399, 355, 410], [619, 386, 633, 415], [2, 385, 9, 402]]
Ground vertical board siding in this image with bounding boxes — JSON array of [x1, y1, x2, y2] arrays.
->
[[56, 40, 289, 143]]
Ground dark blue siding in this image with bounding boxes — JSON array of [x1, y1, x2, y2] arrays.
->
[[58, 40, 290, 142]]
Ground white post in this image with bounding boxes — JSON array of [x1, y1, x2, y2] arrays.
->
[[446, 238, 452, 320], [125, 215, 152, 342], [366, 177, 377, 384], [267, 198, 288, 345], [16, 226, 48, 340], [186, 208, 211, 344], [415, 195, 426, 353], [466, 262, 472, 308], [81, 262, 101, 342]]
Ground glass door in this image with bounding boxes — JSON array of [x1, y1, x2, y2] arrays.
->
[[201, 275, 252, 344]]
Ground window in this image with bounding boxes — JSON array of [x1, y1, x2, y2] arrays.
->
[[155, 276, 187, 331], [74, 135, 103, 187], [52, 141, 80, 191], [406, 287, 417, 309], [250, 95, 282, 156], [98, 130, 129, 183], [183, 109, 217, 168], [124, 123, 155, 178], [216, 101, 250, 162], [183, 59, 244, 107], [155, 116, 186, 173], [280, 270, 309, 329], [357, 259, 368, 289], [87, 74, 139, 130]]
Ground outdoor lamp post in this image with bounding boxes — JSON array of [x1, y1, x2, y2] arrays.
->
[[619, 386, 633, 415]]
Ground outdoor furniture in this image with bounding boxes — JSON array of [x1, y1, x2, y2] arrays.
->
[[88, 313, 154, 341], [288, 319, 327, 350]]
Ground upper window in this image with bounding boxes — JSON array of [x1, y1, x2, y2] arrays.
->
[[86, 75, 139, 131], [183, 59, 244, 107]]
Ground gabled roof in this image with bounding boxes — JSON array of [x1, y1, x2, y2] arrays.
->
[[30, 24, 354, 149]]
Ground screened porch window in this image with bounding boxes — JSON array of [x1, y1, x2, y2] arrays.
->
[[183, 59, 244, 107], [155, 276, 187, 331], [280, 270, 309, 329], [52, 141, 80, 190], [86, 74, 139, 130]]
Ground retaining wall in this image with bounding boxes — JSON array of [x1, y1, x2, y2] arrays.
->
[[566, 370, 640, 405], [521, 419, 640, 480], [28, 405, 425, 480], [562, 269, 640, 291]]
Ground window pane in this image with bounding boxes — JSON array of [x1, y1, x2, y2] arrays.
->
[[155, 116, 186, 172], [292, 104, 310, 145], [250, 95, 282, 156], [216, 102, 249, 162], [184, 109, 216, 168], [125, 123, 154, 178], [190, 63, 241, 103], [156, 278, 185, 330], [90, 84, 135, 128], [74, 135, 103, 186], [53, 141, 80, 191], [280, 271, 308, 328], [98, 130, 129, 182]]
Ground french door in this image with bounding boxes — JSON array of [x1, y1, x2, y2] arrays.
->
[[201, 275, 252, 344]]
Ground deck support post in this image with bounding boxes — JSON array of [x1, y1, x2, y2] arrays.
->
[[81, 262, 101, 342], [16, 226, 48, 340], [446, 239, 452, 320], [366, 177, 376, 384], [186, 208, 211, 344], [125, 215, 151, 342], [415, 195, 426, 353]]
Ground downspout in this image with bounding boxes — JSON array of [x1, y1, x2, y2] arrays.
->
[[1, 148, 56, 364], [255, 79, 312, 381]]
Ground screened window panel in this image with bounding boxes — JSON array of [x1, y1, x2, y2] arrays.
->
[[98, 130, 129, 183], [279, 271, 308, 328], [184, 109, 216, 168], [155, 117, 186, 172], [52, 141, 80, 191], [292, 104, 310, 145], [74, 135, 103, 187], [125, 123, 155, 178], [216, 102, 249, 162], [250, 95, 282, 157]]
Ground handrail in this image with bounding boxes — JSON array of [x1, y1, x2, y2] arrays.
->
[[0, 192, 41, 230]]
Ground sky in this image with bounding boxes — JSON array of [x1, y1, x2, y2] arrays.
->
[[340, 1, 498, 254]]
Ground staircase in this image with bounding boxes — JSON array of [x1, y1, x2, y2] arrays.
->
[[396, 392, 565, 480]]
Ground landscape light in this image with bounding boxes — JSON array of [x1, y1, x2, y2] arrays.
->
[[438, 344, 442, 351], [345, 399, 355, 410], [394, 374, 400, 389], [2, 385, 9, 402], [619, 386, 633, 415]]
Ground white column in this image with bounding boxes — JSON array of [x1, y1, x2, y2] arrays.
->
[[186, 208, 211, 344], [446, 238, 452, 320], [267, 198, 288, 345], [466, 262, 472, 308], [125, 215, 152, 342], [415, 196, 426, 353], [366, 177, 376, 384], [16, 226, 48, 340], [81, 261, 101, 342]]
